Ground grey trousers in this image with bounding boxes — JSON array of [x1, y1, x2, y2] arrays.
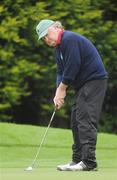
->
[[71, 79, 107, 168]]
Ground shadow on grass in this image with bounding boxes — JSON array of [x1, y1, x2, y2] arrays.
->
[[0, 144, 117, 150], [0, 143, 70, 148]]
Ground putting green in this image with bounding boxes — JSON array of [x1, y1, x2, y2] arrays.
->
[[1, 167, 117, 180], [0, 123, 117, 180]]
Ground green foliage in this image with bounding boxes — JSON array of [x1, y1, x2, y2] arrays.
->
[[0, 0, 117, 132], [99, 113, 117, 134], [0, 0, 49, 121]]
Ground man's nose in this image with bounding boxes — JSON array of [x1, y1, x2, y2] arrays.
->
[[44, 36, 49, 43]]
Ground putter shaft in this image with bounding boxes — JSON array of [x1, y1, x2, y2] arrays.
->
[[29, 110, 56, 168]]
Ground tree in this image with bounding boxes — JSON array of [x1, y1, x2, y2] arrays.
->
[[0, 1, 50, 121], [0, 0, 117, 133]]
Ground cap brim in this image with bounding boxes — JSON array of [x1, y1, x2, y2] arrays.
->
[[38, 29, 48, 40]]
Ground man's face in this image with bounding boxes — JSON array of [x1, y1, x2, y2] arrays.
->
[[43, 26, 58, 47]]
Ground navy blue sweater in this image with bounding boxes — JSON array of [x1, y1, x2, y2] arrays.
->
[[55, 31, 108, 91]]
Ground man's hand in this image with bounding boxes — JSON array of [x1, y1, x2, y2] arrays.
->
[[53, 82, 68, 109]]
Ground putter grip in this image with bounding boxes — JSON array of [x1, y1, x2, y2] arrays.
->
[[54, 105, 58, 111]]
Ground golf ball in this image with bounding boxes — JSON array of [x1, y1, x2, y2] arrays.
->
[[25, 166, 33, 171]]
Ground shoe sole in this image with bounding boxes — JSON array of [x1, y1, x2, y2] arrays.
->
[[66, 167, 98, 171]]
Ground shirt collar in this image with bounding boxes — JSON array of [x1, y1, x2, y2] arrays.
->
[[56, 29, 65, 45]]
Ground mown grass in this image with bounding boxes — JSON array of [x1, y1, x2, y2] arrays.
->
[[0, 122, 117, 180]]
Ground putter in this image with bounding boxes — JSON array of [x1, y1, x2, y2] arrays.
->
[[25, 108, 56, 171]]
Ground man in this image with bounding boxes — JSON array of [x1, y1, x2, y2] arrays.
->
[[36, 19, 108, 171]]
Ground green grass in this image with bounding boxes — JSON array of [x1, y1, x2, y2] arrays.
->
[[0, 122, 117, 180]]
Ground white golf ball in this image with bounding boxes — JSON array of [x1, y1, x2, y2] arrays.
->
[[25, 166, 33, 171]]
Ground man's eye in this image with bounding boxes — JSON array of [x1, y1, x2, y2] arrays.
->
[[45, 34, 48, 38]]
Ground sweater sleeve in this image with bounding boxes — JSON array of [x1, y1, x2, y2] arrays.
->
[[62, 40, 81, 85], [56, 69, 63, 87], [55, 50, 63, 87]]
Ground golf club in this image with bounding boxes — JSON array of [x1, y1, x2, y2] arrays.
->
[[25, 108, 56, 171]]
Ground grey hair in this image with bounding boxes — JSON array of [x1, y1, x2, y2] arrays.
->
[[53, 21, 63, 29]]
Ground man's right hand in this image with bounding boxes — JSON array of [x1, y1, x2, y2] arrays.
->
[[54, 96, 64, 110]]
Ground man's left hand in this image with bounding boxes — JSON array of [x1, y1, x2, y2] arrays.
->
[[53, 83, 67, 109]]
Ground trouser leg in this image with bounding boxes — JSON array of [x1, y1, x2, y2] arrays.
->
[[75, 79, 107, 168], [71, 104, 81, 163]]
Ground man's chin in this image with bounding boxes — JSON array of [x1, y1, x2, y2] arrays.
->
[[48, 42, 57, 47], [49, 44, 56, 48]]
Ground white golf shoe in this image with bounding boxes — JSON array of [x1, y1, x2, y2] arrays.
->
[[66, 161, 97, 171], [57, 162, 77, 171]]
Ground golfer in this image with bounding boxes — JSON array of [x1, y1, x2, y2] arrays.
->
[[36, 19, 108, 171]]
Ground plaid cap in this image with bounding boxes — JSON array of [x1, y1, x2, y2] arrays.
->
[[36, 19, 55, 40]]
